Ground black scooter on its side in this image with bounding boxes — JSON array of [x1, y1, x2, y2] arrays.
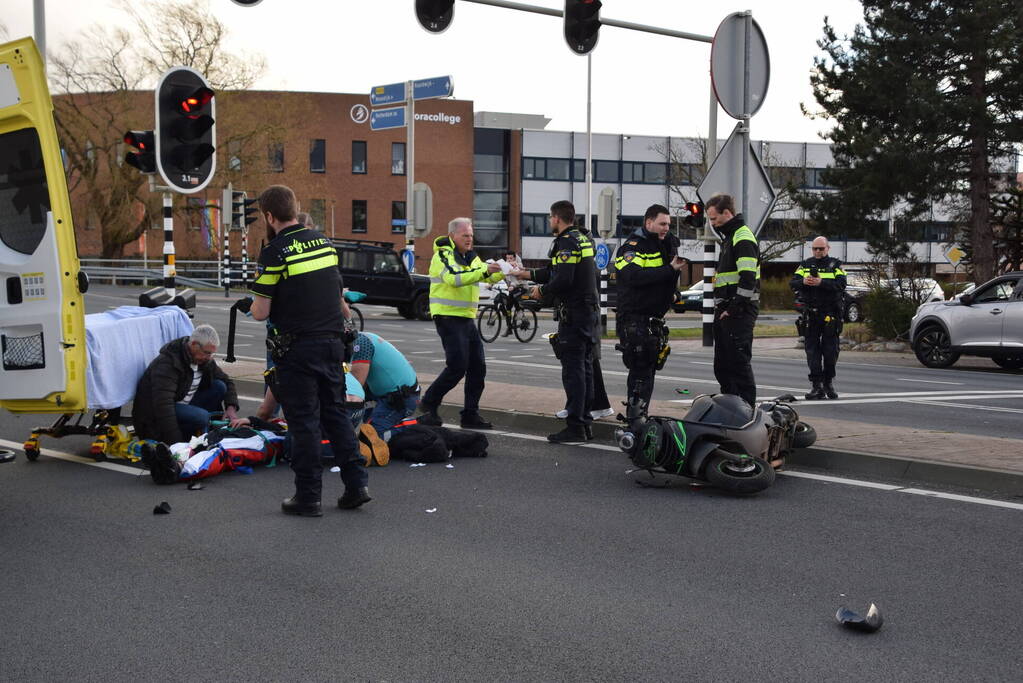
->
[[614, 384, 816, 495]]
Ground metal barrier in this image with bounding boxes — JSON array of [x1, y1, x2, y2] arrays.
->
[[79, 258, 229, 290]]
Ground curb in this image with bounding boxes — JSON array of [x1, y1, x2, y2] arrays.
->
[[437, 405, 1023, 497], [788, 446, 1023, 497]]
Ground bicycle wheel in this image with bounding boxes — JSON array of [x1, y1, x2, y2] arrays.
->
[[511, 307, 538, 343], [350, 305, 364, 331], [477, 305, 502, 342]]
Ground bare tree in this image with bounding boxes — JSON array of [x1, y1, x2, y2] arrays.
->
[[655, 136, 810, 261], [48, 0, 276, 257]]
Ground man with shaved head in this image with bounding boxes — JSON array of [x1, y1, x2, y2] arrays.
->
[[790, 236, 847, 399]]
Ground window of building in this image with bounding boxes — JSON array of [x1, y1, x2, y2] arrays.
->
[[573, 159, 586, 181], [805, 167, 836, 190], [622, 161, 667, 184], [521, 213, 550, 236], [352, 140, 367, 174], [522, 157, 581, 181], [352, 199, 367, 233], [309, 199, 326, 230], [391, 142, 405, 175], [523, 157, 546, 179], [767, 165, 806, 189], [268, 142, 284, 172], [391, 200, 406, 233], [310, 138, 326, 173], [592, 160, 620, 183], [546, 158, 571, 180]]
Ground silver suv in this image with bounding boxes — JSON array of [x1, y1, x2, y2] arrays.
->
[[909, 272, 1023, 369]]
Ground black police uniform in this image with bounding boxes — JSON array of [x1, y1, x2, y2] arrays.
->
[[790, 255, 847, 399], [530, 227, 599, 439], [250, 224, 366, 510], [712, 214, 760, 408], [613, 227, 680, 408]]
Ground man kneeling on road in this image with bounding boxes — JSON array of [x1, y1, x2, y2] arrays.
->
[[133, 324, 239, 445], [348, 332, 421, 439]]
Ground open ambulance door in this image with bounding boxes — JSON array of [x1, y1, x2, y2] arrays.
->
[[0, 37, 87, 413]]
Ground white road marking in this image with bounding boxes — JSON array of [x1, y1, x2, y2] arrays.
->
[[911, 400, 1023, 415], [690, 361, 714, 366], [897, 378, 963, 385], [797, 393, 1023, 406], [510, 355, 533, 359], [410, 350, 433, 354], [0, 438, 143, 476]]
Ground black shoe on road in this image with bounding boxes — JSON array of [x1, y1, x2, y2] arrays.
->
[[824, 383, 839, 400], [804, 383, 825, 400], [417, 412, 443, 426], [547, 427, 588, 444], [282, 496, 323, 517], [460, 414, 493, 430], [338, 487, 372, 510]]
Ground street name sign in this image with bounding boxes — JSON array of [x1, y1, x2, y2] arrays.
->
[[370, 106, 406, 131]]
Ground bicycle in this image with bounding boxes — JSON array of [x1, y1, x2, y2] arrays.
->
[[343, 290, 365, 331], [477, 283, 538, 343]]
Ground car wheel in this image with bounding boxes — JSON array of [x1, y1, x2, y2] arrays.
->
[[993, 355, 1023, 370], [845, 301, 861, 323], [413, 292, 431, 321], [913, 325, 960, 368], [397, 303, 416, 319]]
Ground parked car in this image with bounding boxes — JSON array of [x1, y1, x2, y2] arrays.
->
[[330, 238, 431, 320], [885, 277, 945, 304], [672, 282, 706, 313], [909, 271, 1023, 369]]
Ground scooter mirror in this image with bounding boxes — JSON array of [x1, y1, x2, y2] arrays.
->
[[836, 603, 883, 633]]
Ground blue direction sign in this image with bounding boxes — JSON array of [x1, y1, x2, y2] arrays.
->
[[401, 249, 416, 273], [413, 76, 453, 101], [594, 243, 611, 270], [370, 106, 406, 131], [370, 82, 406, 107]]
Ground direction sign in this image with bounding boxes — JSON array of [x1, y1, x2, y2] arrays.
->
[[413, 76, 454, 101], [594, 243, 611, 271], [696, 123, 777, 236], [370, 106, 406, 131], [369, 76, 453, 107], [945, 245, 966, 266], [401, 249, 415, 273], [711, 12, 770, 120], [370, 82, 407, 107]]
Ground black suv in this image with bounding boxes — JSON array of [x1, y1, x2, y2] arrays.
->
[[330, 238, 431, 320]]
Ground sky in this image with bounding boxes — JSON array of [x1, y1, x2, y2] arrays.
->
[[3, 0, 866, 143]]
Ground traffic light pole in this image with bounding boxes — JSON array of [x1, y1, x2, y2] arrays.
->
[[162, 193, 176, 298]]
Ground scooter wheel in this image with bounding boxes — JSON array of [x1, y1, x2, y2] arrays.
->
[[791, 421, 817, 449], [704, 452, 775, 494]]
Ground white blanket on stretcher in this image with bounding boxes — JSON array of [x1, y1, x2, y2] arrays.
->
[[85, 306, 194, 409]]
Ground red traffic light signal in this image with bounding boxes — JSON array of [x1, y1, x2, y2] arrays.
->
[[123, 130, 156, 174], [416, 0, 454, 33], [564, 0, 602, 55], [155, 67, 216, 194], [683, 201, 705, 228]]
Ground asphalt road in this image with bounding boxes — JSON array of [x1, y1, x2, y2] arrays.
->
[[80, 284, 1023, 440], [1, 428, 1021, 681]]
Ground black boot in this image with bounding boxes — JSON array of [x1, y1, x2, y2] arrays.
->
[[547, 426, 588, 444], [824, 382, 838, 400], [416, 403, 442, 426], [805, 382, 825, 400]]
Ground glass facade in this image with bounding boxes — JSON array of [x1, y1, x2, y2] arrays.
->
[[473, 128, 509, 250]]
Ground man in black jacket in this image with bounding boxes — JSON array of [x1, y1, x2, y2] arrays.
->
[[705, 194, 760, 408], [614, 203, 685, 409], [790, 236, 847, 399], [133, 324, 239, 445], [520, 200, 599, 444]]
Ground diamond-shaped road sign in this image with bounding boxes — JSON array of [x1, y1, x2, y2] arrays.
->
[[696, 123, 777, 236]]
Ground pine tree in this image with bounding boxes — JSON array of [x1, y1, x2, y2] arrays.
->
[[802, 1, 1023, 282]]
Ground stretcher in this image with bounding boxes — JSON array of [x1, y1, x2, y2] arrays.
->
[[22, 306, 193, 462]]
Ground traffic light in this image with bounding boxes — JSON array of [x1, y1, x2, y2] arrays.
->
[[415, 0, 454, 33], [156, 66, 216, 194], [123, 130, 156, 174], [231, 191, 258, 230], [683, 201, 705, 228], [564, 0, 602, 55]]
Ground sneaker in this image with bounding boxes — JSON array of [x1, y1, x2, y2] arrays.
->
[[460, 413, 493, 430], [584, 424, 594, 441], [555, 409, 568, 419], [547, 427, 588, 444], [338, 486, 372, 510], [590, 407, 615, 419]]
